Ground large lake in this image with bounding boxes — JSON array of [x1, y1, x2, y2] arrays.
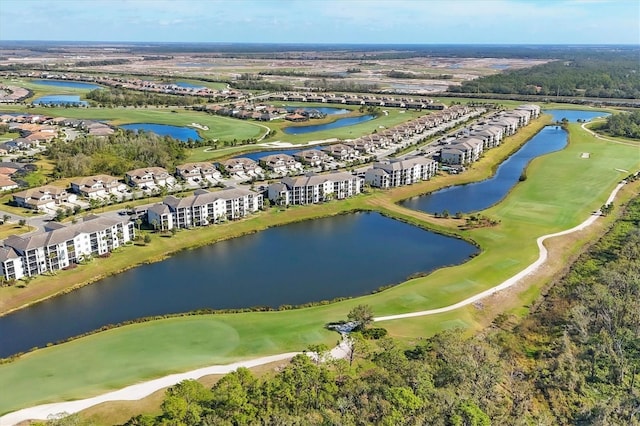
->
[[283, 114, 375, 135], [32, 79, 101, 90], [120, 123, 202, 141], [0, 212, 477, 358]]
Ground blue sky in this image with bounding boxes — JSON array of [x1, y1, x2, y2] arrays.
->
[[1, 0, 638, 44]]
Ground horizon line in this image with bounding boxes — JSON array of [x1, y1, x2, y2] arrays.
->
[[1, 40, 639, 47]]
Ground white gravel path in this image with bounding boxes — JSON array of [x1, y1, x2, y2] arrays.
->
[[374, 182, 625, 323], [0, 182, 627, 426]]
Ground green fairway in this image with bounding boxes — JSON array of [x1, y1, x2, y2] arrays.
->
[[0, 103, 265, 142], [0, 115, 639, 414], [0, 78, 94, 101], [263, 107, 425, 145]]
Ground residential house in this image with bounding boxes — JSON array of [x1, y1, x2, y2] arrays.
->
[[175, 162, 221, 184], [294, 149, 330, 167], [259, 154, 302, 173], [321, 144, 358, 161], [125, 167, 175, 189], [344, 139, 375, 155], [13, 185, 76, 211], [221, 157, 260, 176], [70, 174, 126, 199]]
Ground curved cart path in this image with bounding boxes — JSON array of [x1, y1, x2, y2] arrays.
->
[[0, 183, 626, 425]]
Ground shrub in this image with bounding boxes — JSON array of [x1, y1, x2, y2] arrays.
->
[[361, 327, 388, 340]]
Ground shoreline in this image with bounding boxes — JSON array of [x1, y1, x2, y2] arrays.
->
[[0, 116, 550, 319]]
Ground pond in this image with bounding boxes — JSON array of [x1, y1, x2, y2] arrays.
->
[[285, 106, 350, 115], [32, 95, 88, 106], [32, 79, 101, 90], [283, 114, 375, 135], [400, 109, 608, 215], [173, 81, 206, 89], [235, 148, 307, 161], [0, 212, 477, 358], [545, 109, 610, 123], [120, 123, 202, 141], [401, 126, 568, 215]]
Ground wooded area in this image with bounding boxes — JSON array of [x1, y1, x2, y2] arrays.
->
[[85, 89, 206, 107], [450, 52, 640, 99], [599, 111, 640, 139], [46, 132, 187, 177]]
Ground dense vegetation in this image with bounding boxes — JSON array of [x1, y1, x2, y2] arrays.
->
[[450, 52, 640, 99], [387, 70, 453, 80], [109, 195, 639, 426], [47, 131, 187, 177], [258, 70, 346, 79], [85, 88, 206, 107], [599, 111, 640, 139]]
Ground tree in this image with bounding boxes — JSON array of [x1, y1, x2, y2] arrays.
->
[[348, 304, 374, 329], [161, 380, 211, 425], [2, 214, 9, 224], [143, 234, 152, 245]]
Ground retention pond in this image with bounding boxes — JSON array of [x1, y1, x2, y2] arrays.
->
[[0, 212, 477, 358]]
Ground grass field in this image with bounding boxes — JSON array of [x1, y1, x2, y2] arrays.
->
[[0, 114, 638, 414], [0, 103, 266, 142], [0, 78, 93, 101]]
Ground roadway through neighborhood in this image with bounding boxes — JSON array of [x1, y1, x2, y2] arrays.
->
[[0, 181, 628, 425]]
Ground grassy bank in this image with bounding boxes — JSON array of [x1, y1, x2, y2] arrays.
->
[[0, 114, 639, 414]]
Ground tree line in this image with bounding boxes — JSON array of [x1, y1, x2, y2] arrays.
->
[[450, 52, 640, 99], [46, 131, 187, 178], [599, 111, 640, 139], [85, 88, 207, 107]]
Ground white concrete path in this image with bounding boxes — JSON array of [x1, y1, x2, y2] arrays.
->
[[374, 182, 625, 322], [0, 182, 628, 425]]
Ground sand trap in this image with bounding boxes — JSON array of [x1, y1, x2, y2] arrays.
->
[[581, 152, 590, 158]]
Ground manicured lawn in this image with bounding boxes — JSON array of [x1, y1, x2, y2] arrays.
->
[[0, 78, 93, 101], [1, 114, 639, 414], [262, 107, 425, 145], [0, 104, 265, 142]]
